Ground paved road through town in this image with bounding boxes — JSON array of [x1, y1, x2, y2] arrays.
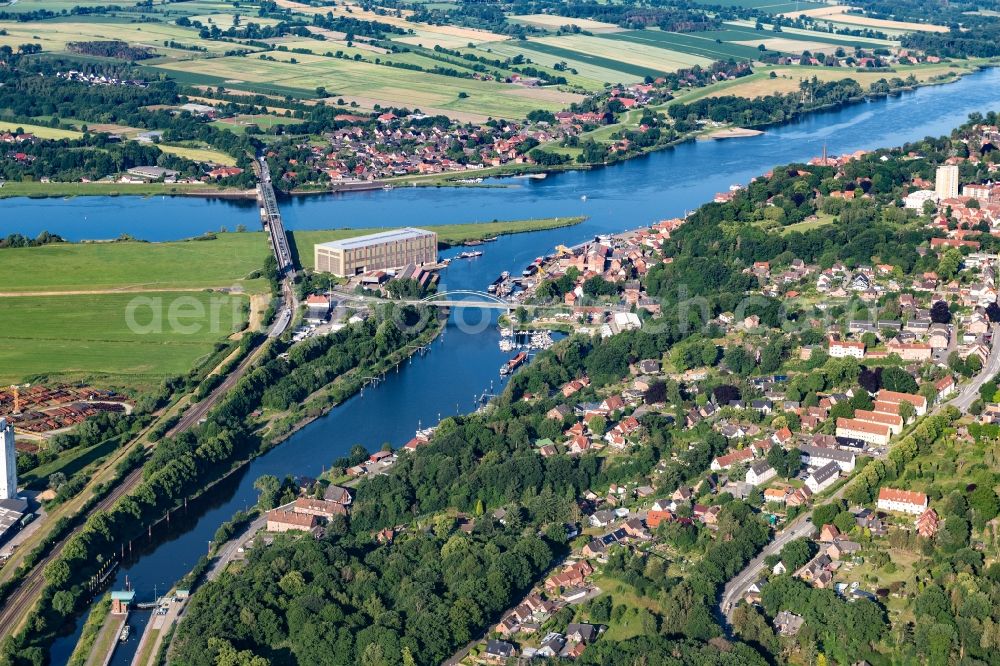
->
[[718, 324, 1000, 628], [946, 324, 1000, 412]]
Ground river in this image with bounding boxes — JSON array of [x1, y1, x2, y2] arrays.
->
[[25, 66, 1000, 664]]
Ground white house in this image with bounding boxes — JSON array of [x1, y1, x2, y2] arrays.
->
[[835, 417, 891, 446], [877, 487, 928, 515], [827, 336, 865, 359], [904, 189, 938, 210], [745, 461, 777, 486], [805, 461, 840, 494]]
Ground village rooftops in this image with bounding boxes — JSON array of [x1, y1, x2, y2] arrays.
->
[[836, 417, 891, 437], [878, 487, 928, 509], [315, 227, 434, 251]]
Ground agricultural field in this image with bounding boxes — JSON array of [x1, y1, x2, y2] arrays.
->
[[685, 0, 825, 13], [469, 40, 632, 90], [470, 30, 718, 90], [273, 0, 509, 49], [0, 16, 250, 56], [601, 29, 771, 62], [725, 19, 898, 47], [0, 120, 235, 164], [156, 144, 237, 165], [0, 120, 79, 140], [214, 113, 307, 134], [781, 5, 949, 33], [151, 50, 583, 121], [0, 234, 270, 294], [533, 33, 711, 76], [710, 21, 898, 50], [185, 13, 282, 30], [0, 291, 248, 386], [0, 0, 137, 12], [509, 14, 623, 33]]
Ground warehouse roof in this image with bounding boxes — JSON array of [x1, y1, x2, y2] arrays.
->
[[316, 227, 434, 251]]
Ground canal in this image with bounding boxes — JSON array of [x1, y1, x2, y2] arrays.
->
[[22, 67, 1000, 664]]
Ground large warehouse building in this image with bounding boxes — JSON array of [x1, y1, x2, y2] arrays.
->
[[314, 228, 438, 277]]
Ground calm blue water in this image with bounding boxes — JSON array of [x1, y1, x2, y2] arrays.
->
[[37, 67, 1000, 664]]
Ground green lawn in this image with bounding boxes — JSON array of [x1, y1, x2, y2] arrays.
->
[[290, 217, 585, 269], [19, 436, 123, 488], [778, 214, 836, 235], [0, 180, 228, 199], [588, 574, 665, 641], [156, 144, 237, 166], [0, 292, 248, 385], [0, 234, 270, 293], [0, 120, 80, 139]]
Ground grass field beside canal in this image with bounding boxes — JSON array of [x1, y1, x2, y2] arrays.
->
[[0, 292, 248, 385], [0, 180, 230, 199], [0, 234, 270, 293], [0, 217, 580, 384]]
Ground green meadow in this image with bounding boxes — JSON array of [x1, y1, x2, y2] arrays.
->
[[0, 292, 248, 385], [0, 235, 270, 293]]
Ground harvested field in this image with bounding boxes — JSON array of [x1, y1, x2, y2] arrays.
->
[[536, 33, 710, 72], [510, 14, 622, 32], [274, 0, 508, 48], [732, 37, 840, 53], [779, 5, 949, 32], [603, 29, 767, 61]]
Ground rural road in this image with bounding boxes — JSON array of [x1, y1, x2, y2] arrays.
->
[[205, 514, 267, 583]]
